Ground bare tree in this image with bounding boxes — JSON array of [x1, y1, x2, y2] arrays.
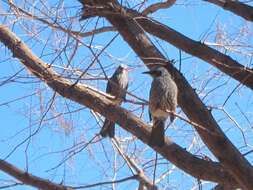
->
[[0, 0, 253, 189]]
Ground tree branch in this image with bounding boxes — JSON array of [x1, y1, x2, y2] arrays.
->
[[204, 0, 253, 22], [0, 159, 73, 190], [73, 175, 138, 189], [142, 0, 176, 15], [0, 24, 238, 187]]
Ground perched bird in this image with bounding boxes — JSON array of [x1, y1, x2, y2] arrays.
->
[[100, 64, 129, 138], [143, 67, 178, 147]]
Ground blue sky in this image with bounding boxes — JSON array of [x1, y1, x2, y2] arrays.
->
[[0, 0, 253, 189]]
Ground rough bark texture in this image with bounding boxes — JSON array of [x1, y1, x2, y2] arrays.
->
[[204, 0, 253, 22], [0, 25, 238, 187], [79, 1, 253, 189]]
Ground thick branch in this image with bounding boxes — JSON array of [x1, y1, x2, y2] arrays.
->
[[127, 11, 253, 91], [0, 159, 73, 190], [204, 0, 253, 22], [142, 0, 176, 15], [79, 1, 253, 189], [0, 25, 238, 187]]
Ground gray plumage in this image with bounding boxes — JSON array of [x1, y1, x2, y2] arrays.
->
[[143, 67, 177, 147], [100, 64, 128, 138]]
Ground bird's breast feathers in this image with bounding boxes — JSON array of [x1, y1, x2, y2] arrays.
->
[[150, 108, 169, 118]]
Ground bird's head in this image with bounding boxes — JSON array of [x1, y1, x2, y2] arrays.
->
[[142, 67, 169, 78], [119, 64, 128, 70], [116, 64, 128, 74]]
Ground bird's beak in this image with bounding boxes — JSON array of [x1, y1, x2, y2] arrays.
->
[[122, 66, 130, 72], [142, 71, 152, 75]]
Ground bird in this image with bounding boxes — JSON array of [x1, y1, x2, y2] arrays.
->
[[143, 66, 178, 147], [100, 64, 129, 138]]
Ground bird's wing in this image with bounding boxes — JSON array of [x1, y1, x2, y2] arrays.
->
[[149, 80, 162, 110], [165, 81, 177, 110], [122, 82, 128, 101], [106, 77, 113, 93]]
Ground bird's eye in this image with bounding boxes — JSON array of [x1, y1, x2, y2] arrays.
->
[[157, 70, 162, 76]]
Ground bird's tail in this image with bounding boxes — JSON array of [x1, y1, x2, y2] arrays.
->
[[149, 119, 165, 147], [100, 119, 115, 138]]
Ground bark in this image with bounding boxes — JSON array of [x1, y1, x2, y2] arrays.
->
[[0, 25, 238, 187], [79, 1, 253, 189], [204, 0, 253, 22], [142, 0, 176, 15]]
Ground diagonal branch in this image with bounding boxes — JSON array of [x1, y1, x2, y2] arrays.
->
[[0, 159, 138, 190], [142, 0, 176, 15], [0, 159, 73, 190], [79, 1, 253, 189], [204, 0, 253, 22], [0, 25, 238, 187]]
